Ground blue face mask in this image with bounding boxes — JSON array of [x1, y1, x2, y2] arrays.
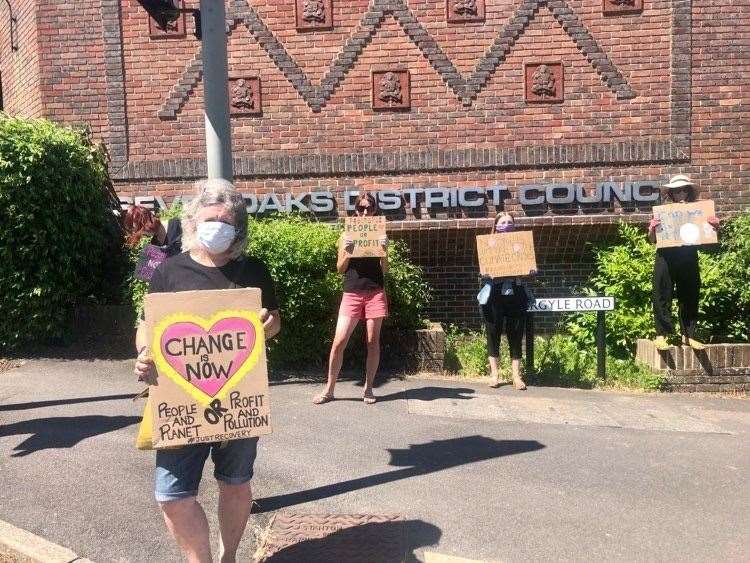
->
[[495, 224, 514, 233]]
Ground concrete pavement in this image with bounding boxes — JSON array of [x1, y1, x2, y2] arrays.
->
[[1, 359, 748, 562]]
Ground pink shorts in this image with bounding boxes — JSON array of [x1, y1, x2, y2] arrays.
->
[[339, 289, 389, 320]]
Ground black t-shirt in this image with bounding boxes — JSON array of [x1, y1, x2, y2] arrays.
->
[[148, 252, 279, 311], [343, 257, 384, 292]]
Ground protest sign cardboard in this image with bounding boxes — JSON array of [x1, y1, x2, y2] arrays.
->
[[476, 230, 537, 278], [135, 244, 168, 282], [653, 200, 717, 248], [344, 216, 387, 257], [144, 288, 272, 448]]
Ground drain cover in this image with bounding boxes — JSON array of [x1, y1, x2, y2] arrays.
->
[[0, 359, 24, 374], [257, 512, 406, 562]]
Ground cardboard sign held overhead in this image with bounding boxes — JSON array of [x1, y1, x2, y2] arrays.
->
[[653, 200, 717, 248], [144, 288, 272, 449], [476, 230, 537, 278], [344, 216, 387, 257]]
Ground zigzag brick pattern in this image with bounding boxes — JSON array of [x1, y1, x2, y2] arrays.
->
[[158, 0, 635, 118]]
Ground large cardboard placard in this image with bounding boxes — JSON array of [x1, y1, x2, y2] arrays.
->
[[653, 200, 717, 248], [476, 230, 537, 278], [344, 216, 387, 257], [144, 288, 272, 448]]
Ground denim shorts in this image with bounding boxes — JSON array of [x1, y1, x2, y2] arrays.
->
[[154, 438, 259, 502]]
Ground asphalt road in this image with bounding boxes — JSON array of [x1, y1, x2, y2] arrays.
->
[[1, 359, 748, 562]]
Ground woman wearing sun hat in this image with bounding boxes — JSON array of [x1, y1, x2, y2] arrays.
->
[[648, 175, 720, 351]]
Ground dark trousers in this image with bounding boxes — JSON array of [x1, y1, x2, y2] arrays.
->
[[482, 294, 526, 360], [653, 252, 700, 338]]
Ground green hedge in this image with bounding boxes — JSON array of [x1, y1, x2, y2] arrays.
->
[[0, 116, 116, 351], [247, 216, 430, 368], [566, 213, 750, 357], [127, 215, 431, 368]]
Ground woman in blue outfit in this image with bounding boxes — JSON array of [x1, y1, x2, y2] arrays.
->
[[478, 212, 533, 390]]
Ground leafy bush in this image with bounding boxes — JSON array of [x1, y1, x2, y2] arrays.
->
[[247, 216, 342, 367], [0, 116, 116, 350], [532, 335, 664, 391], [444, 327, 664, 391], [566, 214, 750, 357], [247, 216, 430, 368], [125, 214, 430, 367]]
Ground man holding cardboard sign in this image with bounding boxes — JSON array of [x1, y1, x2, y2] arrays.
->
[[648, 175, 720, 351], [134, 180, 280, 563]]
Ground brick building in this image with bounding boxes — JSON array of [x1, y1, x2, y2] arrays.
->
[[2, 0, 748, 326]]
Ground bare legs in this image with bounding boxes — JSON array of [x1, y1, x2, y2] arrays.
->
[[315, 315, 384, 402], [488, 356, 501, 387], [160, 498, 212, 563], [217, 482, 253, 563], [364, 318, 383, 401], [318, 315, 359, 399], [487, 356, 525, 390], [159, 482, 253, 563]]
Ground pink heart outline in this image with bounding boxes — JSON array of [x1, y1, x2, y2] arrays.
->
[[160, 317, 256, 397]]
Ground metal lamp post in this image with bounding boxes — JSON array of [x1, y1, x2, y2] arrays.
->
[[139, 0, 233, 181]]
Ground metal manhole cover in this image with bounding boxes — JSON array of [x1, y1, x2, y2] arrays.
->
[[257, 512, 406, 562]]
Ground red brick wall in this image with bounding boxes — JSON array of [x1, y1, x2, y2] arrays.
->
[[16, 0, 750, 327], [0, 0, 42, 117], [35, 1, 111, 141]]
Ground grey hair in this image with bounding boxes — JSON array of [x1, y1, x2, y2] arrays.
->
[[181, 178, 248, 259]]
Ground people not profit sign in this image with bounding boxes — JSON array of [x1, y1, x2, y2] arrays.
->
[[344, 215, 387, 257], [145, 288, 272, 448], [135, 244, 167, 282], [476, 231, 537, 278], [653, 200, 718, 249]]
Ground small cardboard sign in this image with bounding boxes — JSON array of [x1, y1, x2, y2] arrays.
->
[[476, 231, 537, 278], [344, 216, 387, 257], [144, 288, 272, 448], [653, 200, 717, 248], [135, 244, 168, 282]]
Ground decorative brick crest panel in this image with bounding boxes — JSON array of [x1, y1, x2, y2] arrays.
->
[[229, 77, 262, 116], [295, 0, 333, 31], [524, 62, 563, 103], [148, 0, 186, 39], [602, 0, 643, 16], [447, 0, 485, 24], [372, 70, 410, 110]]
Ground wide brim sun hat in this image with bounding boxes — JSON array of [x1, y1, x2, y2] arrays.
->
[[663, 174, 694, 189]]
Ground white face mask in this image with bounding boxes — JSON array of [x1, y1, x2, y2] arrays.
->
[[197, 221, 236, 255]]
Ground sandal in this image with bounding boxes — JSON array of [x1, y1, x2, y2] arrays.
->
[[488, 376, 501, 388], [312, 393, 334, 404], [363, 392, 377, 405], [512, 377, 527, 391]]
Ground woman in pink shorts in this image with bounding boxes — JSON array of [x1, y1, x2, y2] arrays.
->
[[314, 193, 388, 405]]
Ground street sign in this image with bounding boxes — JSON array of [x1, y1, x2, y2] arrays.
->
[[525, 295, 615, 379], [528, 296, 615, 312]]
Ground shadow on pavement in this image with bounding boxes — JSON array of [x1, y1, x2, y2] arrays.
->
[[260, 519, 441, 563], [0, 394, 137, 412], [254, 435, 544, 513], [329, 385, 476, 403], [0, 415, 140, 457]]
